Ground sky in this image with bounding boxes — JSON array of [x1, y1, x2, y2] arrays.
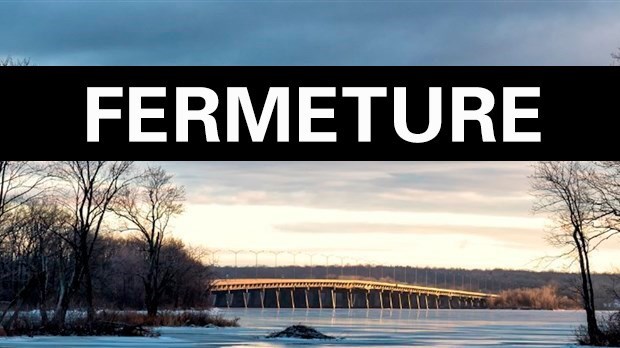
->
[[1, 1, 619, 65], [2, 3, 618, 269], [156, 161, 620, 272]]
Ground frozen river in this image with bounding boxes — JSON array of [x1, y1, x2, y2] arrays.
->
[[1, 308, 587, 347]]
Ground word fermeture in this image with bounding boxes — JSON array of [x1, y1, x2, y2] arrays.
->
[[86, 86, 541, 143]]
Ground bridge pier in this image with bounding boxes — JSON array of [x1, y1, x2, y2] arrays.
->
[[416, 293, 421, 309], [347, 290, 353, 309], [365, 290, 370, 309], [379, 290, 384, 309], [425, 294, 429, 310], [305, 288, 310, 309], [407, 292, 412, 309], [290, 288, 296, 309], [318, 288, 323, 309], [260, 288, 265, 308], [276, 289, 281, 309], [243, 289, 249, 308], [226, 290, 233, 308], [398, 292, 403, 309], [389, 291, 393, 310], [210, 292, 216, 307], [435, 295, 439, 309]]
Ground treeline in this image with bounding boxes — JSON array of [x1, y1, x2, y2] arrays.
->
[[0, 161, 212, 333], [0, 235, 211, 311], [489, 285, 580, 310]]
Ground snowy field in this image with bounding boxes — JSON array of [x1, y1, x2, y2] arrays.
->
[[1, 308, 587, 347]]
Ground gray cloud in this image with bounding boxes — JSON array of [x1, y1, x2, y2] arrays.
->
[[155, 161, 535, 216], [1, 2, 619, 65]]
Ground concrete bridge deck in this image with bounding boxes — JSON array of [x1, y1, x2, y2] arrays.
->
[[210, 278, 497, 309]]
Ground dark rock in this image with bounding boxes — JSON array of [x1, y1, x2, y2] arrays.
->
[[266, 325, 335, 340]]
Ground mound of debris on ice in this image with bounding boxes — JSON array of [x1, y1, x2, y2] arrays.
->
[[266, 325, 336, 340]]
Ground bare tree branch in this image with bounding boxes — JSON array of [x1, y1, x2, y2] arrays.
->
[[112, 166, 184, 318]]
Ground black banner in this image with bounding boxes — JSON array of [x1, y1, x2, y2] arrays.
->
[[1, 66, 617, 160]]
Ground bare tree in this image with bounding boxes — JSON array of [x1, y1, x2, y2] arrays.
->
[[587, 162, 620, 239], [0, 162, 49, 332], [0, 201, 69, 329], [0, 162, 47, 240], [50, 161, 134, 327], [113, 166, 184, 318], [0, 57, 31, 66], [532, 161, 603, 344], [162, 239, 214, 310]]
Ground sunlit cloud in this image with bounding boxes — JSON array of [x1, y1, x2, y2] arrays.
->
[[144, 161, 620, 272]]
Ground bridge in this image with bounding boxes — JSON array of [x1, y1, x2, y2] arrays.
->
[[210, 278, 497, 309]]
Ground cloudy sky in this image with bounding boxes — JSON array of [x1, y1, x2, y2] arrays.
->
[[1, 1, 619, 65], [155, 161, 619, 272], [4, 3, 618, 270]]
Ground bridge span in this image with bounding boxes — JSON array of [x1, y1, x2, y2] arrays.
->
[[210, 278, 497, 310]]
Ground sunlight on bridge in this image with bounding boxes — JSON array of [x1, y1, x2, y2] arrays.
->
[[210, 278, 497, 310]]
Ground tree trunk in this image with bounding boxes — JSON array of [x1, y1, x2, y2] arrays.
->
[[146, 300, 157, 318], [52, 282, 68, 327], [52, 260, 82, 328], [83, 258, 95, 325], [144, 251, 160, 318], [6, 297, 25, 330], [39, 305, 48, 327], [2, 276, 37, 330], [52, 280, 72, 327], [145, 282, 157, 318], [574, 229, 600, 344], [77, 230, 95, 326], [38, 270, 49, 326]]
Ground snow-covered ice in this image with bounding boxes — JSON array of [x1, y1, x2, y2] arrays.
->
[[1, 308, 587, 347]]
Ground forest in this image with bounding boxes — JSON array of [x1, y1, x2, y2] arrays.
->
[[0, 161, 214, 334]]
